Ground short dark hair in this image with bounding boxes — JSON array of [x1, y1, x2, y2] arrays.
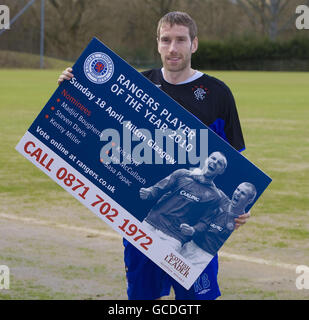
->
[[242, 182, 257, 203], [157, 11, 198, 41]]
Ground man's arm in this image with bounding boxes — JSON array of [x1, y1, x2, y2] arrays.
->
[[139, 169, 186, 201], [180, 208, 214, 236], [180, 210, 251, 237]]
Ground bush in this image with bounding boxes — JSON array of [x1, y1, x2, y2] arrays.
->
[[192, 36, 309, 71]]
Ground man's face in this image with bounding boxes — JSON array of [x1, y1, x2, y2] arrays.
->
[[203, 152, 226, 177], [157, 23, 198, 73], [231, 183, 252, 208]]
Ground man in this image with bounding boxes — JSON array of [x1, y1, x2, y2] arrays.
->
[[180, 182, 257, 272], [58, 11, 250, 300], [139, 151, 228, 252]]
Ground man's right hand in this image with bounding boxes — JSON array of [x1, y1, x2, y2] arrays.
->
[[57, 67, 74, 85], [180, 223, 195, 236], [139, 188, 152, 200]]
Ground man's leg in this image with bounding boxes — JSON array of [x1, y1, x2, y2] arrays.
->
[[123, 239, 171, 300], [171, 254, 221, 300]]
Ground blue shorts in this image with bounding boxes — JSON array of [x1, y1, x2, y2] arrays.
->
[[123, 239, 221, 300]]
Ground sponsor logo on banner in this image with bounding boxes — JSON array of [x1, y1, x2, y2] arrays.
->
[[180, 190, 200, 202], [210, 223, 223, 232], [84, 52, 114, 84]]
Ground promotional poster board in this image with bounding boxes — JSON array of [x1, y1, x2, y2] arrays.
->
[[16, 38, 271, 289]]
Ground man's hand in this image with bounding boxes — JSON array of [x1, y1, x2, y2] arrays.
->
[[180, 223, 195, 236], [57, 67, 74, 85], [234, 211, 251, 230], [139, 188, 152, 200]]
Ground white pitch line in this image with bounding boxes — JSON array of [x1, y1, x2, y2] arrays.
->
[[0, 212, 121, 239], [218, 252, 298, 271], [0, 213, 299, 271]]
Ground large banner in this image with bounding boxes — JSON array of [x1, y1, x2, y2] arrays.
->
[[16, 37, 271, 289]]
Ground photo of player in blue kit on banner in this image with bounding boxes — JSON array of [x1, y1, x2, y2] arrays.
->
[[180, 182, 257, 272], [140, 151, 228, 253], [139, 151, 257, 273]]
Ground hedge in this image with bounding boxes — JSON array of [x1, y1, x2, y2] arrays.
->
[[192, 36, 309, 71]]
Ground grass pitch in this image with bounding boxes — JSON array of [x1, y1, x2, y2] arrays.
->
[[0, 69, 308, 300]]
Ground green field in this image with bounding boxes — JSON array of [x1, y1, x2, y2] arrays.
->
[[0, 51, 73, 70], [1, 69, 309, 300]]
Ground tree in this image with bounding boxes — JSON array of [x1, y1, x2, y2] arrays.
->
[[235, 0, 309, 40]]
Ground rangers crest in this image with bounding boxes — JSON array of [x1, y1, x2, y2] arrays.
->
[[192, 85, 209, 101], [84, 52, 114, 84]]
